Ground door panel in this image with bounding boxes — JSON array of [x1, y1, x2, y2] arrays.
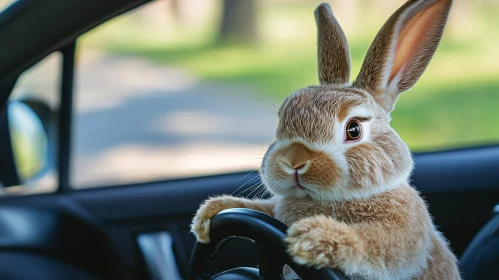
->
[[1, 145, 498, 279]]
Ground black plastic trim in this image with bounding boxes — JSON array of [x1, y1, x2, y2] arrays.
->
[[0, 104, 21, 186], [57, 43, 76, 193], [0, 0, 151, 87]]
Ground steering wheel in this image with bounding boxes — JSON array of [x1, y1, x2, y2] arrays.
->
[[187, 208, 348, 280]]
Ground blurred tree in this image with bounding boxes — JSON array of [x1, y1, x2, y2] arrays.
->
[[169, 0, 181, 23], [332, 0, 357, 34], [219, 0, 257, 43], [447, 0, 473, 38]]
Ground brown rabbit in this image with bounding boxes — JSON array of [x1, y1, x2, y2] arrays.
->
[[191, 0, 461, 279]]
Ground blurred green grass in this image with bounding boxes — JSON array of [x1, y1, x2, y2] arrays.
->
[[81, 1, 499, 151]]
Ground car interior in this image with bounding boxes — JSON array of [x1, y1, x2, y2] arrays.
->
[[0, 0, 498, 279]]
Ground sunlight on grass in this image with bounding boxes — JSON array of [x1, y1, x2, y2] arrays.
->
[[80, 1, 499, 152]]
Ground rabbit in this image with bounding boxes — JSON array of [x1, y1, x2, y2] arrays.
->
[[191, 0, 461, 279]]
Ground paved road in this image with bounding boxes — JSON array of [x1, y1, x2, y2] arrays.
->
[[69, 51, 279, 187]]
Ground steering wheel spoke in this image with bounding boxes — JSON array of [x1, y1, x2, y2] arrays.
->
[[257, 244, 284, 280]]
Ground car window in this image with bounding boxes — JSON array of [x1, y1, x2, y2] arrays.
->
[[0, 52, 61, 196], [72, 0, 499, 188]]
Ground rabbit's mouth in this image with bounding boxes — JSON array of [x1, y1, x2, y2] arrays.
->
[[284, 182, 310, 199], [294, 171, 306, 190]]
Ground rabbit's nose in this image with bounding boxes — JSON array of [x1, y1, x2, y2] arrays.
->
[[279, 159, 310, 174], [278, 142, 315, 174]]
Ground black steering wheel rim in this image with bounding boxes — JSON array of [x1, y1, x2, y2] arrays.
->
[[187, 208, 347, 280]]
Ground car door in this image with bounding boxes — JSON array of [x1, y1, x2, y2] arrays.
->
[[1, 1, 499, 280]]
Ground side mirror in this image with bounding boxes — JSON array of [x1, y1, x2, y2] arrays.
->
[[0, 98, 53, 188]]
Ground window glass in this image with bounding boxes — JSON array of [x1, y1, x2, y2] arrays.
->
[[0, 53, 60, 196], [72, 0, 499, 188], [0, 0, 16, 13]]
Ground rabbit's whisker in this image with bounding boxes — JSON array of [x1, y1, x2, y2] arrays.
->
[[225, 137, 269, 149], [232, 175, 261, 196], [244, 95, 280, 109], [238, 170, 258, 182]]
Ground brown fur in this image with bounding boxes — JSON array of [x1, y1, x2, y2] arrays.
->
[[191, 1, 460, 279], [420, 233, 461, 279], [277, 86, 365, 143], [278, 186, 435, 278], [346, 131, 413, 191], [191, 195, 274, 243], [316, 3, 351, 84], [269, 142, 341, 188]]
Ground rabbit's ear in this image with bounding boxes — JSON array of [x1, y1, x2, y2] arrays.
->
[[315, 3, 351, 85], [354, 0, 452, 112]]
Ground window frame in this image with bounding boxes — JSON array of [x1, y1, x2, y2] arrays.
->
[[57, 43, 76, 193], [0, 0, 152, 194], [0, 49, 68, 193]]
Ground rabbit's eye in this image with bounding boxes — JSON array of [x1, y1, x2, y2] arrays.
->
[[346, 119, 362, 141]]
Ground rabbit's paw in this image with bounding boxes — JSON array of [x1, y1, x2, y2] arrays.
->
[[190, 196, 237, 243], [285, 215, 364, 271]]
